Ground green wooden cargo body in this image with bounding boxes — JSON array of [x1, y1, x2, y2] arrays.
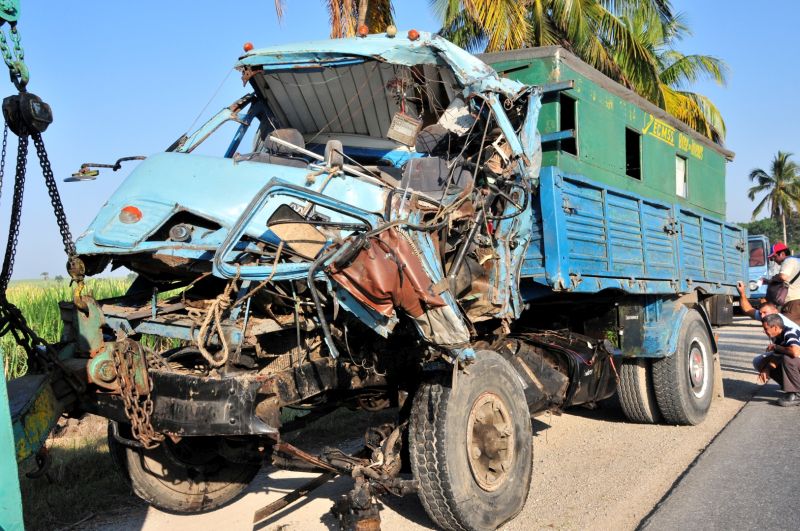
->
[[482, 46, 734, 219]]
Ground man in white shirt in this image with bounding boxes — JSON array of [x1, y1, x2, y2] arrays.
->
[[768, 242, 800, 323], [738, 281, 800, 405]]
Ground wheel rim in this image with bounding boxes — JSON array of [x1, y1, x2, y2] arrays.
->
[[466, 392, 515, 492], [687, 337, 709, 398]]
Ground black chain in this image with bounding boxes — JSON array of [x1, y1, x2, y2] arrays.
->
[[0, 124, 84, 393], [0, 125, 7, 202], [0, 132, 27, 293], [32, 132, 76, 257]]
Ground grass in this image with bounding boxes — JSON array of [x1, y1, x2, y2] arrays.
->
[[17, 415, 139, 531], [4, 277, 388, 527], [2, 278, 130, 379]]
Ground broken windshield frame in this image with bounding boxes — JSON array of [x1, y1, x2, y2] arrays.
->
[[171, 52, 541, 196]]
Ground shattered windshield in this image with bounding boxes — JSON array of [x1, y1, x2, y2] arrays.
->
[[234, 57, 535, 204]]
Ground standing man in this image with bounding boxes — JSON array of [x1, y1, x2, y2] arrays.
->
[[758, 313, 800, 406], [768, 242, 800, 323]]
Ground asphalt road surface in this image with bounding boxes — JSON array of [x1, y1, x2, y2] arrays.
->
[[93, 317, 773, 531], [641, 376, 800, 530]]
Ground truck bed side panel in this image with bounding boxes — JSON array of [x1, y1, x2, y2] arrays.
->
[[523, 166, 746, 299]]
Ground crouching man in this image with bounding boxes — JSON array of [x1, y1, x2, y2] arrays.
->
[[757, 313, 800, 406]]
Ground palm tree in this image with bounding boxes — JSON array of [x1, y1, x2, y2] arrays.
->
[[273, 1, 726, 142], [433, 1, 727, 142], [616, 8, 728, 142], [748, 151, 800, 243], [432, 0, 532, 52], [274, 0, 394, 38], [434, 1, 672, 77]]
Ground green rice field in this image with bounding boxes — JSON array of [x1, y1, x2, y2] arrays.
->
[[2, 278, 130, 379]]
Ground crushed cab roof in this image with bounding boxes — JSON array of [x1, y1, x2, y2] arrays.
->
[[236, 31, 527, 97]]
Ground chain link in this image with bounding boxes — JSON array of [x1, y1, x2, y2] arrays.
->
[[111, 340, 164, 449], [32, 133, 76, 257], [0, 25, 26, 89], [0, 124, 7, 202], [0, 29, 14, 68], [0, 132, 25, 291], [9, 25, 21, 61], [0, 126, 84, 394]]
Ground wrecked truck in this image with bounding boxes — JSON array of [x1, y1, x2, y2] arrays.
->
[[21, 31, 745, 530]]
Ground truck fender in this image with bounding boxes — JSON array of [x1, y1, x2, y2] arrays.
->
[[626, 300, 718, 358], [685, 302, 719, 354], [689, 302, 724, 399]]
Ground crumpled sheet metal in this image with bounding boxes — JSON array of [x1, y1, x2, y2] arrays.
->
[[236, 31, 527, 98], [328, 228, 469, 347], [328, 228, 445, 318]]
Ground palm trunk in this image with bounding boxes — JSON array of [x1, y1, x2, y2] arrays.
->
[[783, 212, 788, 243], [358, 0, 368, 27]]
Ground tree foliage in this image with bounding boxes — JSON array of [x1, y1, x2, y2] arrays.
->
[[433, 0, 727, 142], [747, 151, 800, 243], [275, 0, 394, 38], [740, 215, 800, 254], [273, 1, 727, 142]]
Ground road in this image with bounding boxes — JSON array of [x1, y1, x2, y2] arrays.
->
[[641, 371, 800, 530], [94, 317, 768, 531]]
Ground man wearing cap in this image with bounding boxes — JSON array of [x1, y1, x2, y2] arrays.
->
[[769, 242, 800, 323], [758, 313, 800, 406]]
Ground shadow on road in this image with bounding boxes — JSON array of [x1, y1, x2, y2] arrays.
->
[[248, 469, 434, 531], [250, 473, 343, 531], [721, 377, 763, 402]]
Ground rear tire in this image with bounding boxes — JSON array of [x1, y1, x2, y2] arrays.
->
[[652, 310, 714, 425], [409, 351, 532, 531], [107, 423, 262, 513], [618, 358, 661, 423]]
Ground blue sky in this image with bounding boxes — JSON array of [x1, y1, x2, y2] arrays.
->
[[0, 1, 793, 278]]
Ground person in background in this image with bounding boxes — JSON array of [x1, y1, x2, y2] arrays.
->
[[737, 281, 800, 328], [757, 313, 800, 406], [768, 242, 800, 323]]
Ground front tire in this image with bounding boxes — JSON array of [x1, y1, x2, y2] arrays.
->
[[409, 351, 532, 531], [108, 423, 262, 513], [652, 310, 714, 425]]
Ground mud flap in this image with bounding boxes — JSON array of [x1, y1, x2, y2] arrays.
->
[[712, 350, 725, 401], [8, 374, 63, 462]]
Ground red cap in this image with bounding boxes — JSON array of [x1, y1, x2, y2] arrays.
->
[[769, 242, 789, 258]]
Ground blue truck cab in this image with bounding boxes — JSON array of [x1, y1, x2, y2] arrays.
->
[[9, 32, 745, 529], [747, 234, 770, 304]]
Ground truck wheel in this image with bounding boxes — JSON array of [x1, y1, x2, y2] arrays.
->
[[409, 350, 532, 531], [107, 423, 262, 513], [652, 310, 714, 425], [618, 358, 661, 423]]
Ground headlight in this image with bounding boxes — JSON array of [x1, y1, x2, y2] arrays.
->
[[749, 280, 759, 291]]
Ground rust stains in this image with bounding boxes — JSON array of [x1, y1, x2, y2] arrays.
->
[[327, 228, 445, 319]]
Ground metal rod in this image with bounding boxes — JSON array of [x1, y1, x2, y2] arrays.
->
[[266, 135, 383, 185], [448, 209, 484, 282], [274, 441, 339, 473], [252, 472, 336, 523]]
